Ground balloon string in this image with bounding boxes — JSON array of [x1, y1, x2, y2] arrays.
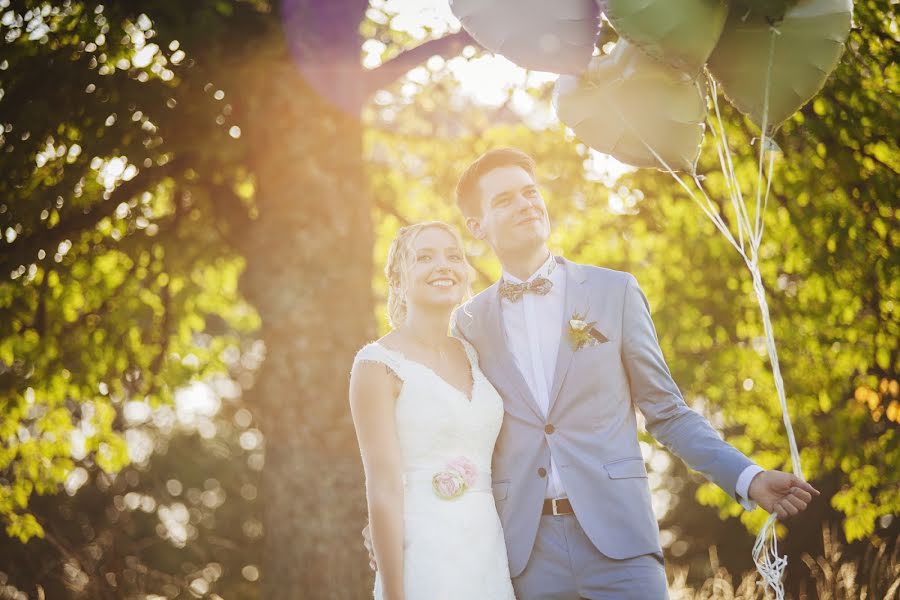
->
[[752, 514, 788, 600], [625, 104, 802, 484], [702, 43, 802, 482], [610, 30, 804, 596], [708, 25, 801, 600], [754, 26, 779, 245], [707, 78, 758, 256], [704, 77, 747, 250]]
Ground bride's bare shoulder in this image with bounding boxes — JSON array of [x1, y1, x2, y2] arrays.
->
[[352, 334, 404, 392]]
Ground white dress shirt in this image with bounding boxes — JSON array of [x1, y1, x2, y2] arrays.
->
[[500, 253, 567, 499], [500, 254, 763, 508]]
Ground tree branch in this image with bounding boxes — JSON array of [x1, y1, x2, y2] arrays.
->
[[362, 30, 476, 98], [0, 159, 182, 274]]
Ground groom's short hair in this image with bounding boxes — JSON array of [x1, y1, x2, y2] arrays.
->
[[456, 147, 536, 217]]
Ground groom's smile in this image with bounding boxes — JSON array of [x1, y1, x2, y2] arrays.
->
[[471, 165, 551, 257], [517, 213, 544, 227]]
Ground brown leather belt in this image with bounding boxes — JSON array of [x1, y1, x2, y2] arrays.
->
[[542, 497, 574, 516]]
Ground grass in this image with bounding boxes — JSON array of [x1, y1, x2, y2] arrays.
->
[[668, 525, 899, 600]]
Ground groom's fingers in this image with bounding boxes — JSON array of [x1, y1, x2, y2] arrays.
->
[[789, 475, 820, 496], [776, 498, 799, 517], [788, 486, 813, 504], [782, 491, 808, 513], [775, 493, 808, 517]]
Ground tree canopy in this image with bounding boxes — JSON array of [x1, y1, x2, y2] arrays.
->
[[0, 0, 896, 597]]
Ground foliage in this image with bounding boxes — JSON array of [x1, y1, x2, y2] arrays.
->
[[0, 0, 895, 596], [0, 0, 264, 545], [625, 0, 899, 544], [0, 375, 266, 598]]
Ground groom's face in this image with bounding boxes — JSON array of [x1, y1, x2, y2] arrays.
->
[[467, 166, 550, 256]]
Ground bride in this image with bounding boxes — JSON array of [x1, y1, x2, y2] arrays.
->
[[350, 221, 516, 600]]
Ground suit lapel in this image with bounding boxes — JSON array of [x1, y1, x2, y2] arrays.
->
[[479, 283, 544, 420], [547, 258, 589, 415]]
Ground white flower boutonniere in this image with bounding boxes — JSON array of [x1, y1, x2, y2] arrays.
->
[[567, 311, 608, 351]]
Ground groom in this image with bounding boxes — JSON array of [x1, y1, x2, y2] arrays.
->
[[367, 148, 818, 598]]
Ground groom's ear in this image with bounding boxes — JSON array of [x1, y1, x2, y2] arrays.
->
[[466, 216, 485, 241]]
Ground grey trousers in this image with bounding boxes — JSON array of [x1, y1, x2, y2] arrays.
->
[[511, 515, 669, 600]]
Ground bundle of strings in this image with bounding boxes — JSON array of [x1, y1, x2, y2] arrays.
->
[[753, 514, 789, 599], [616, 26, 808, 599]]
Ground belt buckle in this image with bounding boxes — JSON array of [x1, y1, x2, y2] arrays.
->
[[551, 498, 564, 516]]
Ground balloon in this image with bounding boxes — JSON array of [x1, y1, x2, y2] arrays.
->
[[707, 0, 852, 132], [553, 41, 707, 172], [728, 0, 799, 22], [602, 0, 729, 74], [449, 0, 600, 74]]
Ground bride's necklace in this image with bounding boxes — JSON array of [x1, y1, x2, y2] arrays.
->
[[404, 328, 450, 363]]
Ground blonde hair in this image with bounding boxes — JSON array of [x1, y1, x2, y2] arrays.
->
[[385, 221, 473, 328]]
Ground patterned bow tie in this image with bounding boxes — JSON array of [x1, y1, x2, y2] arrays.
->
[[499, 277, 553, 302]]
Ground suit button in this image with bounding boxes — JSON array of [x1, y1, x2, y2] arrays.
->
[[537, 467, 547, 478], [544, 424, 555, 434]]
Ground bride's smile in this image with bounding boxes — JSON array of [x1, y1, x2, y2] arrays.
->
[[403, 227, 469, 312]]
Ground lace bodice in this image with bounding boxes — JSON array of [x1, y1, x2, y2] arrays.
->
[[353, 339, 504, 480]]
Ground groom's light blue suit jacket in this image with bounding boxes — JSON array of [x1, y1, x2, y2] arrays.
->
[[453, 257, 754, 578]]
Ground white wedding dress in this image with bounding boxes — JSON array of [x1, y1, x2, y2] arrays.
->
[[353, 340, 516, 600]]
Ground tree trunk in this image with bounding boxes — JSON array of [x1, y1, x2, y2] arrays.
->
[[228, 1, 470, 594], [235, 7, 375, 595]]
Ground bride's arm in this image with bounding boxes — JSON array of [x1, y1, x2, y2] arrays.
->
[[349, 361, 405, 600]]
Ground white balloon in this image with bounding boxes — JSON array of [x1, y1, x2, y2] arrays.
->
[[553, 41, 707, 173], [449, 0, 601, 74]]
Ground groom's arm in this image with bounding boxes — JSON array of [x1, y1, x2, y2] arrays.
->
[[619, 273, 760, 506], [621, 274, 819, 517]]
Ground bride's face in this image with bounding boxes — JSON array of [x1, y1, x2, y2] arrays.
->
[[401, 227, 469, 314]]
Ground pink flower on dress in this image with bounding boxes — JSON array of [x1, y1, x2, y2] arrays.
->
[[447, 456, 478, 487], [432, 456, 479, 500], [432, 471, 467, 500]]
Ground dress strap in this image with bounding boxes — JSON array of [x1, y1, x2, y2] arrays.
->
[[352, 342, 407, 381], [453, 334, 480, 369]]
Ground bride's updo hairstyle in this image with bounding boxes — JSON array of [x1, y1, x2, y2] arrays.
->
[[385, 221, 473, 328]]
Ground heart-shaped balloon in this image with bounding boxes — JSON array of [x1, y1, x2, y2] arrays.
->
[[707, 0, 852, 132], [602, 0, 729, 74], [449, 0, 600, 74], [728, 0, 799, 22], [553, 41, 708, 172]]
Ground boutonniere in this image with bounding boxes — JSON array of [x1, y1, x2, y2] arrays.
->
[[568, 311, 608, 351]]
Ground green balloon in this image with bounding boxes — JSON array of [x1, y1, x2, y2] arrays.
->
[[708, 0, 853, 133], [553, 40, 708, 173], [603, 0, 729, 74], [728, 0, 799, 22]]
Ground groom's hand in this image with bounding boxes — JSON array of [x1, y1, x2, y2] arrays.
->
[[362, 523, 377, 572], [748, 470, 820, 518]]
